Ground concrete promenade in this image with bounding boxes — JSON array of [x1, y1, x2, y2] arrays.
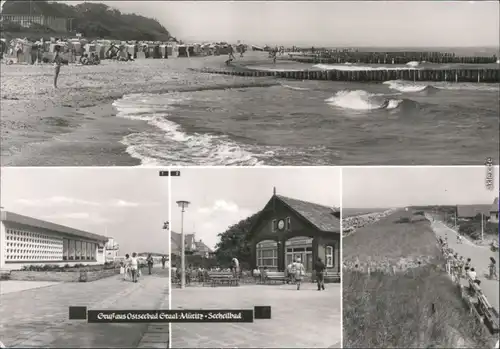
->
[[171, 283, 342, 348], [430, 218, 499, 312], [0, 267, 170, 348]]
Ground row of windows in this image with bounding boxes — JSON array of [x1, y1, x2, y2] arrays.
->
[[63, 239, 97, 261], [255, 245, 335, 269]]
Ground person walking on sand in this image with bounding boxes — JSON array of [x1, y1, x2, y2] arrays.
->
[[161, 255, 167, 269], [130, 252, 139, 283], [314, 257, 326, 291], [293, 257, 305, 290], [53, 45, 63, 89]]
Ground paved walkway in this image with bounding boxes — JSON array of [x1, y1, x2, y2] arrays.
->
[[0, 281, 61, 295], [171, 283, 341, 348], [0, 267, 170, 348], [429, 217, 499, 312]]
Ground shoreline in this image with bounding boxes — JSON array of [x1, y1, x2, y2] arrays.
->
[[0, 54, 277, 166]]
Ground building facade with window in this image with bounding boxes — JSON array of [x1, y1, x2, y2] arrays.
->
[[250, 192, 341, 275], [0, 211, 109, 270]]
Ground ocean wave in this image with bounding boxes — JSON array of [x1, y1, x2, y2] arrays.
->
[[313, 64, 419, 71], [325, 90, 405, 111], [280, 83, 310, 91], [384, 79, 499, 92], [113, 93, 267, 166], [383, 80, 433, 93]]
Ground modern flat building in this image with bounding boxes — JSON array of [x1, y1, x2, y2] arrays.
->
[[0, 211, 109, 270], [249, 190, 341, 274]]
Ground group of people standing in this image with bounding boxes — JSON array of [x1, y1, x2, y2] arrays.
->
[[121, 253, 167, 283]]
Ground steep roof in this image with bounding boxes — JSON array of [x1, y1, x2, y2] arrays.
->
[[456, 204, 491, 218], [276, 195, 340, 233], [491, 197, 499, 213], [171, 231, 213, 255]]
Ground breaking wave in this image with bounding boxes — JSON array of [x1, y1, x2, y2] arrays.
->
[[384, 80, 499, 92], [112, 93, 266, 166], [325, 90, 406, 111]]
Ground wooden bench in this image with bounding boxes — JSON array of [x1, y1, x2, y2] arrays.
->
[[207, 271, 239, 287], [265, 271, 288, 284], [324, 271, 341, 283]]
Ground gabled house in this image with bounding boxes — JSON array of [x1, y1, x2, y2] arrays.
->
[[248, 190, 341, 275], [171, 231, 213, 258], [456, 204, 490, 220], [490, 197, 499, 223]]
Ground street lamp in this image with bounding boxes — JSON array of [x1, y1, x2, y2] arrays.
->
[[176, 200, 190, 289]]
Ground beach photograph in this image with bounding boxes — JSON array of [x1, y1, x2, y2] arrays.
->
[[168, 167, 341, 348], [0, 167, 171, 348], [1, 1, 499, 166], [342, 166, 499, 349]]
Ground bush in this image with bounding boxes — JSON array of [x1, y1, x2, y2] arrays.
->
[[458, 221, 497, 240], [20, 263, 113, 272], [395, 217, 411, 224]]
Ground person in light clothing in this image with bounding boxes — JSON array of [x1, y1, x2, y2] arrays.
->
[[292, 257, 305, 290], [130, 252, 139, 283], [231, 258, 240, 279], [123, 254, 131, 281]]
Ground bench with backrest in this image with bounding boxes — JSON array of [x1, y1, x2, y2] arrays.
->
[[324, 271, 341, 283], [207, 271, 239, 287], [265, 271, 288, 284]]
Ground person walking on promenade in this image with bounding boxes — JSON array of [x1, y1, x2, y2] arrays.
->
[[124, 254, 131, 281], [231, 257, 240, 279], [130, 252, 139, 283], [161, 255, 167, 269], [286, 262, 294, 284], [292, 257, 305, 290], [314, 257, 326, 291], [147, 254, 154, 275], [489, 257, 498, 280]]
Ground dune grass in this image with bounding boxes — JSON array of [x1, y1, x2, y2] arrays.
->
[[342, 210, 493, 348]]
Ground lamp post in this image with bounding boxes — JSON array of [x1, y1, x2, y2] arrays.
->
[[176, 200, 190, 289]]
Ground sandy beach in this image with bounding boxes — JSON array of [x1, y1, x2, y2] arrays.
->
[[0, 53, 276, 166]]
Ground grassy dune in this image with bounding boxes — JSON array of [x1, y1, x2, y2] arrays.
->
[[342, 210, 491, 348]]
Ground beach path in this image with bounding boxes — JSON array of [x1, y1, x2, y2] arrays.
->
[[0, 267, 170, 348], [429, 217, 499, 312]]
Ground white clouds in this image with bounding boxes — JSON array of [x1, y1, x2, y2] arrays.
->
[[193, 200, 255, 249], [197, 200, 240, 214], [43, 212, 112, 224], [112, 199, 140, 208], [16, 196, 101, 207], [14, 196, 155, 208]]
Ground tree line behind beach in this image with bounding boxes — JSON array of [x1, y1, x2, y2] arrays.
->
[[1, 0, 173, 41]]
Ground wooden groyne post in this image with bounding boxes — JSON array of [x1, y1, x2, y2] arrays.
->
[[197, 67, 500, 83]]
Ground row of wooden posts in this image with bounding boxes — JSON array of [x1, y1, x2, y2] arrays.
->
[[291, 55, 498, 65], [198, 67, 500, 83], [287, 50, 498, 65]]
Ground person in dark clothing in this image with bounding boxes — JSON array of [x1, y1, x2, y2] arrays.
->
[[146, 254, 154, 275], [314, 257, 326, 291]]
